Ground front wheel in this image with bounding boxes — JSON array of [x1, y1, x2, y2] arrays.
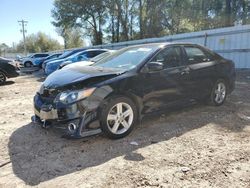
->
[[0, 71, 6, 84], [100, 96, 138, 139], [209, 79, 227, 106]]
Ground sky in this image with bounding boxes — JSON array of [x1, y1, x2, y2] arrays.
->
[[0, 0, 64, 47]]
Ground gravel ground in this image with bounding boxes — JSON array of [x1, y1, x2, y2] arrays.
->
[[0, 70, 249, 188]]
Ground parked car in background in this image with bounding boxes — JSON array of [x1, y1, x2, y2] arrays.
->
[[33, 53, 62, 68], [20, 53, 50, 67], [44, 49, 108, 75], [0, 57, 19, 68], [0, 61, 19, 84], [42, 49, 86, 70], [32, 42, 235, 139], [59, 50, 116, 69], [15, 55, 23, 61]]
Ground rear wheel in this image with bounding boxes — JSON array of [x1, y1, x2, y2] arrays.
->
[[0, 71, 6, 84], [209, 79, 227, 106], [100, 96, 138, 139]]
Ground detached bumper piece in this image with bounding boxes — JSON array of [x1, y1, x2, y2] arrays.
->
[[33, 94, 102, 139]]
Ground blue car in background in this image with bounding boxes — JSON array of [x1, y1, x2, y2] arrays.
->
[[33, 53, 62, 68], [42, 48, 86, 70], [45, 49, 108, 75], [59, 50, 116, 69]]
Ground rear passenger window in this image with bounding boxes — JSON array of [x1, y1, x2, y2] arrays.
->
[[94, 50, 105, 56], [34, 54, 49, 58], [184, 46, 210, 64], [151, 47, 182, 68]]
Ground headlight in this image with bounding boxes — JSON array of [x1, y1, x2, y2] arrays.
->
[[57, 88, 96, 104]]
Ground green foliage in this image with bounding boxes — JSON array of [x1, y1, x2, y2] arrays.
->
[[55, 27, 85, 49], [52, 0, 106, 45], [52, 0, 250, 45], [0, 43, 9, 56], [16, 32, 62, 53]]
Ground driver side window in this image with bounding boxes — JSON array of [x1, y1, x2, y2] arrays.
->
[[151, 47, 182, 68]]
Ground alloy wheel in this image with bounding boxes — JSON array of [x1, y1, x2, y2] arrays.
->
[[107, 102, 134, 135], [214, 82, 226, 104]]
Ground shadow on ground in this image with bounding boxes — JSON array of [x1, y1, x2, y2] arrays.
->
[[8, 99, 249, 185], [0, 81, 15, 86], [19, 69, 46, 82]]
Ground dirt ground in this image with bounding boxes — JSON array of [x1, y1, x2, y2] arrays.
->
[[0, 70, 249, 188]]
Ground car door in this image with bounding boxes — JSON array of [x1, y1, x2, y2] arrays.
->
[[138, 46, 189, 113], [182, 45, 217, 98]]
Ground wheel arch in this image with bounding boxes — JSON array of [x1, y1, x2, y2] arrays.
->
[[0, 68, 7, 76], [24, 61, 33, 66], [99, 90, 143, 120], [213, 76, 230, 89], [0, 69, 7, 77]]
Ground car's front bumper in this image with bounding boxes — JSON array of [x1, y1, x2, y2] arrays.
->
[[33, 93, 102, 138]]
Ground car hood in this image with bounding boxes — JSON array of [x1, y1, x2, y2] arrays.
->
[[43, 65, 125, 89]]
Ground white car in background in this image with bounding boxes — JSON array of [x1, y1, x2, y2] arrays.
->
[[20, 53, 49, 67]]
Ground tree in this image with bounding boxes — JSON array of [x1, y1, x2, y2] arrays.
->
[[56, 27, 85, 48], [51, 0, 250, 44], [0, 43, 9, 56], [16, 32, 62, 53], [52, 0, 106, 45]]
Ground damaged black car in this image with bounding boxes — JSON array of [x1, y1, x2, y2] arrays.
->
[[32, 43, 235, 139]]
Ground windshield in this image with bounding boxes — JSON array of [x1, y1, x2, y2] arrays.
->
[[58, 51, 72, 59], [94, 45, 159, 70], [46, 54, 56, 60], [90, 51, 114, 62], [66, 50, 85, 60]]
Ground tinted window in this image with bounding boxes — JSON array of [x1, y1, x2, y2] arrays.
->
[[34, 54, 49, 58], [151, 47, 182, 68], [84, 51, 96, 58], [77, 55, 88, 61], [94, 50, 105, 56], [203, 48, 222, 61], [184, 46, 210, 64]]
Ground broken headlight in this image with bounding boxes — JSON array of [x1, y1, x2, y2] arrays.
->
[[56, 88, 96, 104]]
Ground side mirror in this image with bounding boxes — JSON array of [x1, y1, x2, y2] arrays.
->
[[147, 62, 164, 72]]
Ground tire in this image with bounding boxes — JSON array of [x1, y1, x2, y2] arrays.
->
[[100, 96, 138, 139], [24, 61, 32, 67], [208, 79, 227, 106], [0, 71, 6, 84]]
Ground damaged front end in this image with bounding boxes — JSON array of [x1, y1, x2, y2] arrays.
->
[[32, 74, 116, 138]]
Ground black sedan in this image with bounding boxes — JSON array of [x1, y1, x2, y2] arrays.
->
[[0, 61, 19, 84], [32, 43, 235, 139]]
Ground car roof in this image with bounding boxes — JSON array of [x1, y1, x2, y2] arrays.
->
[[81, 48, 109, 52], [123, 42, 201, 49]]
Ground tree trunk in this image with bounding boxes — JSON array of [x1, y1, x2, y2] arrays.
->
[[225, 0, 233, 26], [139, 0, 143, 39]]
